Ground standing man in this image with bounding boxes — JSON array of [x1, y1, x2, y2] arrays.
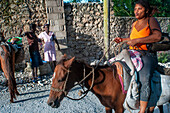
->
[[25, 24, 43, 83]]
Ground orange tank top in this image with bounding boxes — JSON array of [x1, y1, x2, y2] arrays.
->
[[129, 21, 151, 50]]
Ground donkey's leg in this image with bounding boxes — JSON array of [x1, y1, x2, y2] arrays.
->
[[115, 49, 135, 75], [0, 55, 15, 102], [11, 50, 19, 96], [105, 107, 112, 113]]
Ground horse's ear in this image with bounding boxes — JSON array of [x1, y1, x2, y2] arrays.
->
[[60, 54, 67, 61], [62, 54, 67, 59], [64, 57, 75, 68]]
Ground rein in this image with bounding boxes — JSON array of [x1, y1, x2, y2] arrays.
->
[[50, 40, 133, 100], [50, 39, 125, 100], [51, 65, 95, 100]]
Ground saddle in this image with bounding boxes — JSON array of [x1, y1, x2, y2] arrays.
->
[[114, 61, 132, 92]]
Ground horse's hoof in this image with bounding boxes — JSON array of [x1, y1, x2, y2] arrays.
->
[[16, 91, 20, 95], [10, 99, 14, 103]]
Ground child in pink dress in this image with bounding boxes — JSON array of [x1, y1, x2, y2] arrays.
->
[[38, 24, 60, 71]]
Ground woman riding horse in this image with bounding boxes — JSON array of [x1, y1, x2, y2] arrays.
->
[[114, 0, 162, 112]]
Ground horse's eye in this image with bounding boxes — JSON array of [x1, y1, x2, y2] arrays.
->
[[58, 79, 63, 82], [58, 75, 67, 82]]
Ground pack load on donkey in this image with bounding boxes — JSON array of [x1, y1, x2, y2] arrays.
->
[[0, 32, 25, 102], [7, 36, 25, 64]]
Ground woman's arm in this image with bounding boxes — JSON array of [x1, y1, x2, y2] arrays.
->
[[55, 39, 60, 50], [114, 22, 135, 43], [52, 34, 60, 50]]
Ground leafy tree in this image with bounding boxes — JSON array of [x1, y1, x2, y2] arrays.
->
[[112, 0, 136, 16], [149, 0, 170, 17]]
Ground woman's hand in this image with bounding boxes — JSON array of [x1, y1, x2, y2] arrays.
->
[[114, 37, 122, 43]]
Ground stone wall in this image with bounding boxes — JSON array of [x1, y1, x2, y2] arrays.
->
[[64, 3, 170, 63], [0, 1, 169, 65], [0, 0, 47, 62]]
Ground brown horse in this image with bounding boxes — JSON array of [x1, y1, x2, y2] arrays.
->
[[47, 54, 166, 113], [47, 54, 126, 113], [0, 32, 20, 103]]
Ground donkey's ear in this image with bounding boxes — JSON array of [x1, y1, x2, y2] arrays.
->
[[64, 57, 75, 68]]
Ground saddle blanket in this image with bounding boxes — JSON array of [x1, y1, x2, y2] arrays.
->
[[109, 50, 143, 71]]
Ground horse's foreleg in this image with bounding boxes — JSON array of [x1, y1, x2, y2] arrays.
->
[[105, 107, 112, 113], [114, 107, 124, 113]]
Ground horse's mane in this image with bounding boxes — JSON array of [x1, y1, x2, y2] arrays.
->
[[57, 54, 114, 72], [57, 55, 90, 67], [93, 65, 110, 69]]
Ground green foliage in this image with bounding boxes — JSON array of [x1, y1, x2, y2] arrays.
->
[[168, 25, 170, 33], [112, 0, 170, 17], [157, 51, 170, 63], [112, 0, 135, 16], [149, 0, 170, 17]]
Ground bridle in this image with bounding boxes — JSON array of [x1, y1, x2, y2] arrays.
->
[[50, 64, 95, 100], [50, 39, 121, 100]]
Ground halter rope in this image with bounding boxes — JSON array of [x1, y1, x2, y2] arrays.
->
[[50, 39, 131, 100], [50, 65, 95, 100]]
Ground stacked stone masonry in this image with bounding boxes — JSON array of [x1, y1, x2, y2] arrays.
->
[[0, 1, 169, 65]]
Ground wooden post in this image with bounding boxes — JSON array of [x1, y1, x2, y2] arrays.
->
[[104, 0, 110, 60]]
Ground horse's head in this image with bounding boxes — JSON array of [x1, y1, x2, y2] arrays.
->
[[47, 54, 76, 108]]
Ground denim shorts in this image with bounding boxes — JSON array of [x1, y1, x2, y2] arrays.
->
[[30, 51, 43, 68]]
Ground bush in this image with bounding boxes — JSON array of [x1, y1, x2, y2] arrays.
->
[[157, 51, 170, 63]]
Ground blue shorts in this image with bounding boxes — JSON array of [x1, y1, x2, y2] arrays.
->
[[30, 51, 43, 68]]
